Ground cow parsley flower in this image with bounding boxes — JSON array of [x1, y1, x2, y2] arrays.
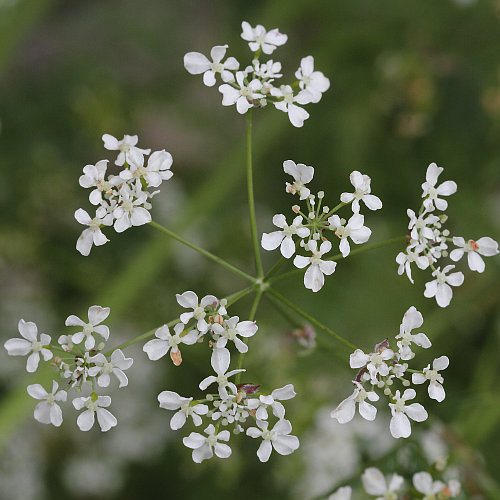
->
[[424, 265, 464, 308], [183, 424, 232, 463], [245, 384, 296, 420], [412, 356, 449, 402], [328, 213, 371, 257], [450, 236, 499, 273], [246, 419, 299, 462], [283, 159, 314, 200], [295, 55, 330, 103], [27, 381, 67, 427], [413, 471, 445, 498], [396, 244, 430, 283], [271, 84, 312, 127], [120, 149, 173, 188], [74, 207, 113, 256], [88, 349, 134, 388], [340, 171, 382, 213], [65, 305, 110, 351], [389, 388, 428, 438], [350, 344, 395, 384], [102, 134, 151, 167], [219, 71, 263, 114], [113, 184, 152, 233], [421, 162, 457, 211], [240, 21, 287, 54], [395, 306, 431, 361], [261, 214, 310, 258], [4, 319, 52, 373], [73, 395, 117, 432], [157, 391, 209, 430], [184, 45, 239, 86], [176, 291, 218, 333], [212, 316, 258, 353], [294, 240, 337, 292], [78, 159, 117, 206], [362, 467, 405, 499], [331, 382, 379, 423]]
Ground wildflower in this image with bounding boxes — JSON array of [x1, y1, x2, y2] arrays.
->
[[4, 319, 52, 372], [283, 159, 314, 200], [246, 384, 296, 420], [102, 134, 150, 167], [212, 316, 258, 353], [157, 391, 209, 429], [240, 21, 287, 54], [261, 214, 310, 258], [74, 207, 113, 256], [389, 389, 428, 438], [184, 45, 239, 86], [88, 349, 134, 388], [120, 149, 173, 188], [271, 84, 311, 128], [331, 382, 379, 423], [218, 71, 263, 114], [293, 240, 337, 292], [328, 213, 371, 257], [295, 55, 330, 103], [183, 424, 232, 463], [412, 471, 445, 499], [412, 356, 449, 402], [27, 381, 67, 427], [78, 159, 116, 205], [246, 419, 299, 462], [112, 184, 152, 233], [340, 171, 382, 213], [65, 305, 110, 351], [421, 162, 457, 211], [73, 394, 117, 432], [350, 342, 395, 384], [396, 245, 430, 284], [361, 467, 405, 499], [450, 236, 499, 273], [395, 306, 431, 361], [176, 291, 218, 333], [424, 265, 464, 307]]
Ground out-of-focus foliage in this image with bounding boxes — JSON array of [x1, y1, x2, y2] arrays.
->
[[0, 0, 499, 499]]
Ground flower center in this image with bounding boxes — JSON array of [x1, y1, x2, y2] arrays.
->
[[467, 239, 479, 252], [86, 400, 98, 412], [226, 328, 237, 340], [436, 271, 447, 285], [121, 200, 134, 213], [370, 352, 383, 366], [206, 434, 218, 447], [384, 492, 398, 500], [240, 86, 251, 97], [283, 224, 296, 238], [335, 226, 350, 239], [102, 362, 114, 374], [83, 323, 93, 335], [310, 253, 322, 266], [193, 306, 205, 320], [46, 394, 56, 405], [261, 429, 274, 441], [211, 62, 224, 73], [394, 398, 406, 412], [31, 341, 42, 352], [425, 369, 439, 381], [119, 143, 130, 153], [428, 187, 438, 198], [216, 374, 228, 386], [89, 217, 102, 230]]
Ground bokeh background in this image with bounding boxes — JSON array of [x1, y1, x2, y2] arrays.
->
[[1, 0, 499, 498]]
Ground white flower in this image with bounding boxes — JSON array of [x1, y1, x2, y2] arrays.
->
[[350, 344, 395, 384], [283, 159, 314, 200], [65, 305, 110, 351], [143, 323, 198, 365], [183, 424, 231, 463], [421, 162, 457, 211], [331, 382, 379, 423], [199, 347, 245, 399], [120, 149, 173, 188], [4, 319, 52, 372], [395, 306, 431, 360], [102, 133, 150, 167], [88, 349, 133, 388], [413, 471, 446, 499], [157, 391, 209, 430], [246, 59, 282, 81], [361, 467, 405, 499], [389, 388, 428, 438], [240, 21, 287, 54], [295, 56, 330, 103], [219, 71, 263, 114], [328, 213, 371, 257], [407, 208, 441, 245], [271, 84, 312, 128], [246, 384, 296, 420], [261, 214, 310, 258], [113, 184, 151, 233], [412, 356, 449, 402], [184, 45, 239, 86], [246, 419, 299, 462], [424, 265, 464, 308], [294, 240, 337, 292], [396, 245, 430, 284], [450, 236, 499, 273], [75, 207, 113, 256], [27, 381, 67, 427], [73, 395, 117, 432], [213, 316, 258, 353], [176, 291, 218, 333], [340, 171, 382, 213], [79, 159, 118, 205], [328, 486, 352, 500]]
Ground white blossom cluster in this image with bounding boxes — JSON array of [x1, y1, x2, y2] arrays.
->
[[329, 465, 461, 499], [331, 306, 448, 440], [3, 306, 133, 432], [261, 160, 382, 291], [396, 162, 498, 307], [143, 291, 299, 463], [184, 21, 330, 127], [76, 134, 174, 255]]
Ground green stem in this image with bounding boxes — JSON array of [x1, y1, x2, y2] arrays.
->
[[149, 220, 255, 284], [264, 257, 288, 279], [235, 288, 263, 384], [268, 235, 406, 284], [267, 287, 357, 350], [246, 110, 263, 278]]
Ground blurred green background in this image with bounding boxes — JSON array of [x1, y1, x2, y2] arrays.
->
[[0, 0, 499, 498]]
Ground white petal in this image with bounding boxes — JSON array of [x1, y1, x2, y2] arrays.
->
[[143, 339, 169, 360], [331, 394, 356, 423], [257, 439, 273, 462], [170, 410, 187, 430], [77, 409, 95, 431], [96, 408, 117, 432], [304, 264, 324, 292], [405, 403, 428, 422], [390, 411, 411, 438], [361, 467, 387, 495], [184, 51, 211, 74], [261, 231, 284, 251]]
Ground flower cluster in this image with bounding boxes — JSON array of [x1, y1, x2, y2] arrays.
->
[[261, 161, 382, 291], [143, 291, 299, 463], [329, 464, 461, 499], [76, 134, 173, 255], [396, 162, 498, 307], [331, 306, 447, 439], [4, 306, 133, 431], [184, 21, 330, 127]]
